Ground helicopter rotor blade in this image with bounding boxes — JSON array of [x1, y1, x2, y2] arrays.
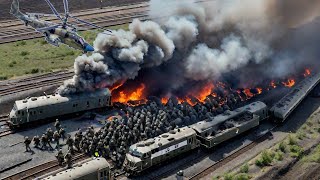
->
[[43, 0, 63, 22], [63, 0, 69, 16], [69, 15, 112, 33]]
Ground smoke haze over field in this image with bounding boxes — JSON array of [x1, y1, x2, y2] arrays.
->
[[58, 0, 320, 97]]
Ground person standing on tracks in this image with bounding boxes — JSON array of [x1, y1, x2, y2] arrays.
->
[[64, 152, 72, 168], [32, 135, 40, 148], [24, 136, 32, 152], [55, 150, 64, 165]]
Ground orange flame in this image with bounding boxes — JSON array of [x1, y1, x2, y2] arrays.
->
[[303, 68, 311, 77], [256, 87, 262, 94], [112, 83, 146, 103], [270, 80, 277, 88], [161, 97, 169, 104], [282, 79, 295, 87], [193, 83, 214, 102], [243, 89, 254, 98]]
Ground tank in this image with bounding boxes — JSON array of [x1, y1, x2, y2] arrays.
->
[[8, 89, 111, 127]]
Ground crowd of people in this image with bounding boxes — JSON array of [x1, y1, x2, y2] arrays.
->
[[24, 93, 241, 168]]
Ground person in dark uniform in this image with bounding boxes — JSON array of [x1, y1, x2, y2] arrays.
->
[[24, 136, 32, 152], [54, 119, 61, 131], [32, 135, 40, 148], [53, 131, 60, 149], [55, 150, 64, 165]]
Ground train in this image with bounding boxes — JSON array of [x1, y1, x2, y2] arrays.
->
[[40, 158, 110, 180], [123, 101, 267, 174], [270, 71, 320, 122], [122, 72, 320, 175], [8, 88, 112, 128]]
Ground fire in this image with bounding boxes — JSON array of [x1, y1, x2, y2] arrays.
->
[[282, 79, 295, 87], [303, 68, 311, 77], [112, 83, 146, 103], [161, 97, 169, 104], [256, 87, 262, 94], [270, 80, 277, 88], [243, 89, 254, 98], [193, 83, 214, 102]]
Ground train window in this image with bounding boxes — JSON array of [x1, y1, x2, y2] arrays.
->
[[188, 139, 191, 143], [99, 99, 101, 103], [40, 111, 42, 114], [18, 111, 20, 115], [22, 111, 24, 116], [100, 172, 103, 180], [87, 101, 90, 107], [168, 138, 174, 141]]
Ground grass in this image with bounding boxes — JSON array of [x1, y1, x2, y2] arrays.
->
[[255, 150, 274, 167], [302, 144, 320, 163], [0, 24, 129, 79], [240, 163, 249, 173]]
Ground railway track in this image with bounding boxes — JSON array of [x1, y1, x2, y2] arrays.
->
[[3, 153, 89, 180], [0, 71, 74, 97], [0, 114, 13, 138], [0, 0, 213, 44], [0, 70, 72, 88], [0, 3, 149, 44]]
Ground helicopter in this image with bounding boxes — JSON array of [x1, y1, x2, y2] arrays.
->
[[10, 0, 112, 53]]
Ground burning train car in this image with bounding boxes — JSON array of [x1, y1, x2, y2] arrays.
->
[[8, 89, 112, 128], [270, 71, 320, 122]]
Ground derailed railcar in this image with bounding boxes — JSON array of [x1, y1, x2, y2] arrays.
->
[[8, 89, 111, 127], [123, 127, 199, 175], [270, 71, 320, 122], [41, 158, 110, 180]]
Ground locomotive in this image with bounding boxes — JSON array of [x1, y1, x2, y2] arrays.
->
[[123, 101, 268, 174], [8, 89, 112, 128]]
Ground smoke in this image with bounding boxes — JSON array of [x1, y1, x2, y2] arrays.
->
[[58, 0, 320, 96]]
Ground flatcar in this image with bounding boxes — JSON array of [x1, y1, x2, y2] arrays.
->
[[41, 158, 110, 180], [270, 71, 320, 122], [123, 101, 267, 174], [123, 127, 199, 174], [8, 88, 111, 128]]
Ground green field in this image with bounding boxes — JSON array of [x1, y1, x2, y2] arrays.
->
[[0, 24, 128, 80]]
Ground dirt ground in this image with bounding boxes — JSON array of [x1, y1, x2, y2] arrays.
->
[[0, 0, 147, 21]]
